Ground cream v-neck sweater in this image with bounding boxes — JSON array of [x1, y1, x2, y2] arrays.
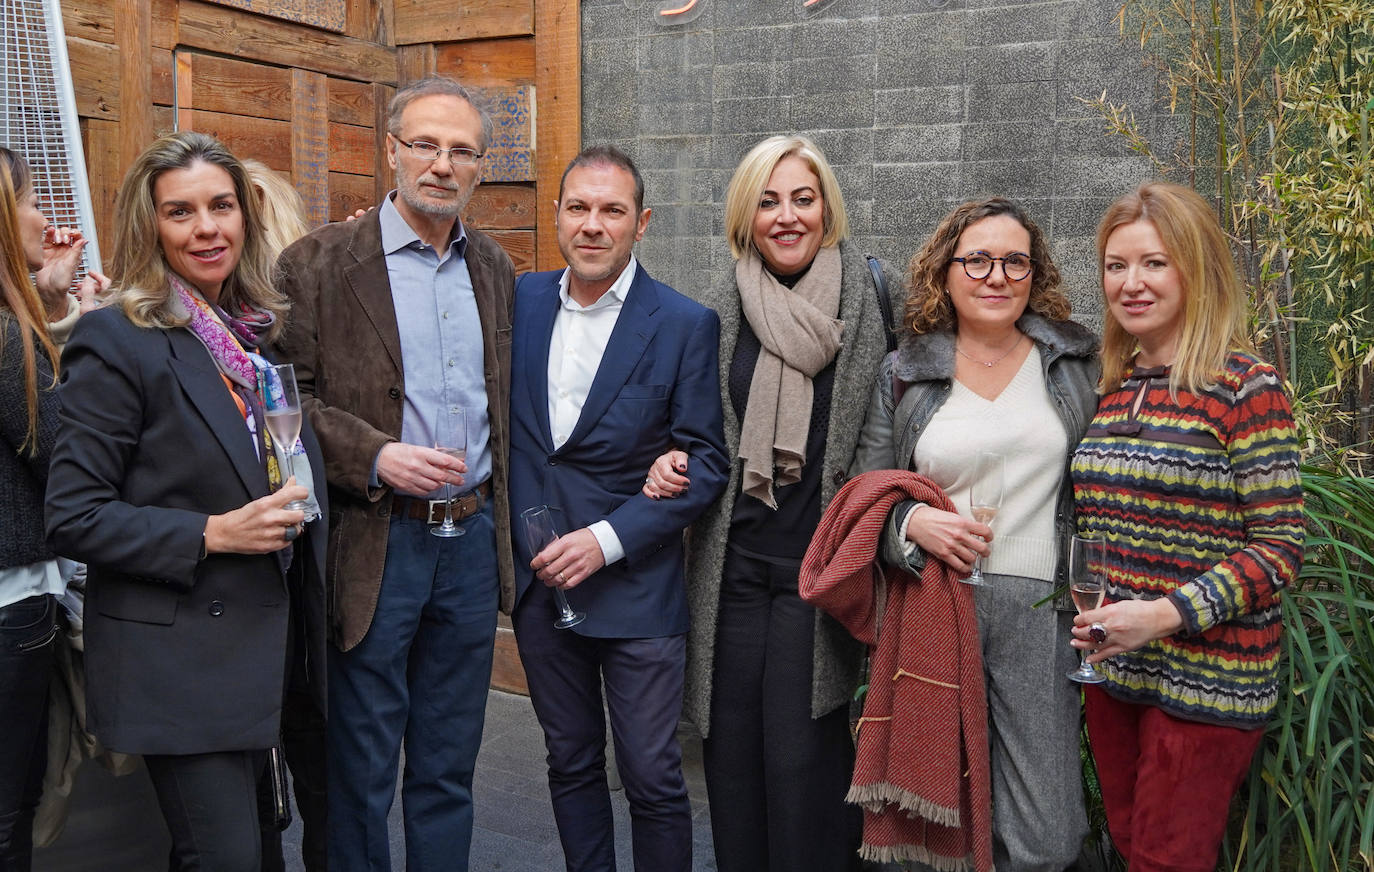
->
[[912, 346, 1066, 582]]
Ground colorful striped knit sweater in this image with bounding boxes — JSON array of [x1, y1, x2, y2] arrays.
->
[[1070, 351, 1304, 728]]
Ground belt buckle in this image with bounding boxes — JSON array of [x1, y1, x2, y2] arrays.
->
[[426, 498, 451, 525]]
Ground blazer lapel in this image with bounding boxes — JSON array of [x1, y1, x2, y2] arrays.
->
[[520, 275, 560, 450], [343, 212, 403, 375], [167, 329, 270, 498], [562, 266, 660, 449]]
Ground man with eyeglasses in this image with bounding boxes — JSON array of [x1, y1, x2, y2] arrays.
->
[[276, 75, 515, 872]]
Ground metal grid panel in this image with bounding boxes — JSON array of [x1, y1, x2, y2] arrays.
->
[[1, 0, 101, 273]]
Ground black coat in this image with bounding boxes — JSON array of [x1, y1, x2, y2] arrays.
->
[[45, 305, 328, 755]]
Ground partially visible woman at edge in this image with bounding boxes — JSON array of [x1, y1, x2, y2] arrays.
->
[[1070, 181, 1303, 872], [645, 134, 902, 872], [45, 131, 329, 872], [849, 197, 1099, 872], [0, 146, 65, 872]]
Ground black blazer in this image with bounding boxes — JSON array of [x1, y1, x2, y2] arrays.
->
[[45, 305, 328, 756]]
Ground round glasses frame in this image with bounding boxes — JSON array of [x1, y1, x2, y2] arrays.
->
[[395, 137, 484, 165], [951, 253, 1035, 281]]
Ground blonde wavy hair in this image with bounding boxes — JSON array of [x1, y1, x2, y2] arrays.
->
[[902, 197, 1069, 336], [108, 131, 287, 339], [0, 147, 58, 454], [242, 158, 309, 262], [723, 134, 849, 261], [1095, 181, 1252, 395]]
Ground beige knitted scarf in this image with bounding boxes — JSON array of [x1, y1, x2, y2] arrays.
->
[[736, 244, 844, 508]]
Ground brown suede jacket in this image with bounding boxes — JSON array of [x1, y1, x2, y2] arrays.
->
[[275, 209, 515, 651]]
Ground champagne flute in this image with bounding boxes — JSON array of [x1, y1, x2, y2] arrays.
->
[[264, 364, 311, 515], [520, 505, 586, 630], [1067, 534, 1109, 684], [431, 407, 467, 538], [963, 451, 1004, 586]]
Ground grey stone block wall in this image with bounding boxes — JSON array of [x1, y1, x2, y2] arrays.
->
[[581, 0, 1176, 328]]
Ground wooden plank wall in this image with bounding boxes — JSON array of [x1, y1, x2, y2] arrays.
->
[[60, 0, 577, 284], [59, 0, 583, 694]]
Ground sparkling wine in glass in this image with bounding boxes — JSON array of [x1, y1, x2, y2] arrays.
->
[[264, 364, 311, 515], [520, 505, 585, 630], [431, 407, 467, 539], [1068, 534, 1109, 684], [964, 452, 1004, 586]]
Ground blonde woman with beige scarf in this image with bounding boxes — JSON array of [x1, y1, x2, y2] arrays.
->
[[645, 135, 901, 872]]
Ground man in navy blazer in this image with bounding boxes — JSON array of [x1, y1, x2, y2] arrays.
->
[[509, 145, 728, 872]]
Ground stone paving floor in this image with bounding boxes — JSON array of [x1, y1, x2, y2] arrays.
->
[[35, 689, 716, 872]]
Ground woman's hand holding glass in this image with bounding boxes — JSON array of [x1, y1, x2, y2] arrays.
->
[[1071, 597, 1187, 663], [203, 482, 309, 554], [903, 505, 992, 575]]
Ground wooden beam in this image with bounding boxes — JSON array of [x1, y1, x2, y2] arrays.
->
[[435, 37, 535, 89], [81, 118, 120, 252], [328, 122, 374, 177], [152, 48, 174, 106], [396, 44, 435, 89], [116, 0, 154, 167], [185, 109, 291, 172], [393, 0, 532, 46], [66, 36, 118, 121], [485, 229, 534, 274], [329, 171, 374, 221], [465, 184, 535, 231], [292, 70, 330, 229], [174, 52, 194, 132], [372, 83, 393, 206], [490, 624, 528, 695], [177, 0, 397, 85], [188, 53, 293, 121], [533, 0, 579, 271], [328, 77, 375, 127]]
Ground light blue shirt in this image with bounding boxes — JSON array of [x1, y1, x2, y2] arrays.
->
[[378, 194, 490, 498]]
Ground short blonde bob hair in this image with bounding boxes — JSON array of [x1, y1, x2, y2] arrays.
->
[[902, 197, 1069, 336], [723, 134, 848, 261], [108, 131, 287, 339], [1095, 181, 1252, 395]]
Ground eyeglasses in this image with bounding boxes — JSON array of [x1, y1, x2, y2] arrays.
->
[[394, 137, 484, 165], [951, 252, 1034, 281]]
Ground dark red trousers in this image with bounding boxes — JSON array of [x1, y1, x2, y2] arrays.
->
[[1084, 685, 1264, 872]]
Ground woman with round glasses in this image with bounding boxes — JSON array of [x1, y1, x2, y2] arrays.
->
[[1069, 182, 1303, 872], [851, 197, 1099, 871]]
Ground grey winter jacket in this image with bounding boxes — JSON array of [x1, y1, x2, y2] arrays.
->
[[683, 240, 904, 736], [849, 312, 1101, 587]]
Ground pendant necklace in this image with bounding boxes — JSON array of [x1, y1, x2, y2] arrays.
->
[[956, 332, 1024, 368]]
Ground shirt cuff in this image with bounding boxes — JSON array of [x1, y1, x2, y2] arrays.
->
[[588, 520, 624, 566], [899, 503, 927, 558]]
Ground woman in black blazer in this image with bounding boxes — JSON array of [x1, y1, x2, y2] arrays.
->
[[45, 131, 327, 872]]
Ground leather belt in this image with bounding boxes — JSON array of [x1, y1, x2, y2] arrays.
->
[[392, 480, 490, 525]]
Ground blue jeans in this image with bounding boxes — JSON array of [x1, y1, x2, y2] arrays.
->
[[326, 504, 499, 872], [0, 594, 58, 872]]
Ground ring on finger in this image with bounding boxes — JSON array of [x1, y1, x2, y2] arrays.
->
[[284, 524, 299, 543], [1089, 622, 1108, 645], [557, 572, 567, 585]]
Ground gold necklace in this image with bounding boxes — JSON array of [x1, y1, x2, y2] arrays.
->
[[956, 333, 1024, 368]]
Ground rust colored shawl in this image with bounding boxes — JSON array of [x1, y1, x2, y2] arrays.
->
[[800, 470, 992, 872]]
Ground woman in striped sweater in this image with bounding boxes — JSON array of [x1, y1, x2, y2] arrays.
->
[[1069, 181, 1304, 872]]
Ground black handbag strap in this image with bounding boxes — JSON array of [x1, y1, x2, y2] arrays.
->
[[867, 254, 897, 353]]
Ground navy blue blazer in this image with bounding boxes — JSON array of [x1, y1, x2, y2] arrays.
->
[[509, 264, 728, 638]]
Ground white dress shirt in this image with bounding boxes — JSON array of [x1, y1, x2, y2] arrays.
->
[[547, 255, 639, 565]]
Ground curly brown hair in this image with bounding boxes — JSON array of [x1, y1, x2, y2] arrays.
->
[[902, 197, 1070, 336]]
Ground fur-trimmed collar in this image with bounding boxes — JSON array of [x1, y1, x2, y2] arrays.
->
[[893, 313, 1098, 383]]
